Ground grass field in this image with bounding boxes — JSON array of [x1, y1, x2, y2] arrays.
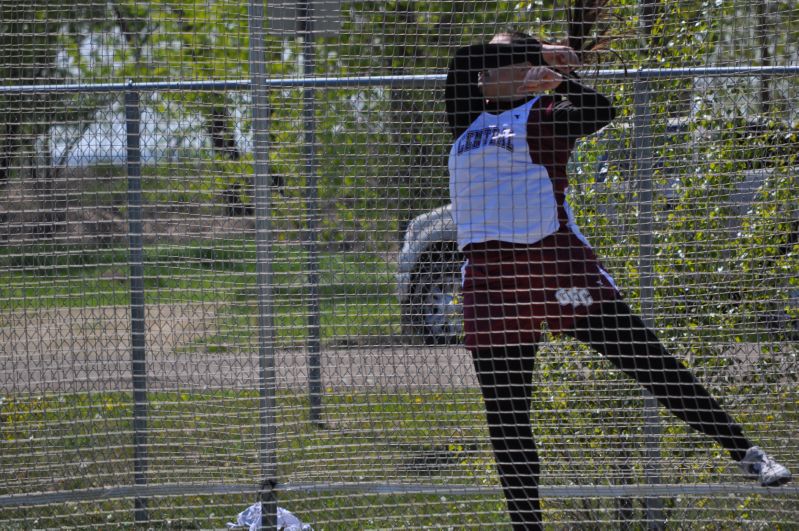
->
[[1, 377, 797, 528], [0, 241, 401, 348]]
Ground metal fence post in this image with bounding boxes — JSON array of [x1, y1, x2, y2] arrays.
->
[[124, 87, 149, 524], [248, 2, 278, 529], [300, 0, 323, 427], [633, 77, 665, 530], [635, 4, 666, 525]]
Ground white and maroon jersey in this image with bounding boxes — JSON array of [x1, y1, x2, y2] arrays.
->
[[449, 96, 560, 249], [448, 96, 623, 347], [445, 45, 617, 252]]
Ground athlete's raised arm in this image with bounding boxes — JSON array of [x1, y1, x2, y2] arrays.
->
[[549, 75, 616, 137]]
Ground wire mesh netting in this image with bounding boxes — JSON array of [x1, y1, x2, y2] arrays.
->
[[0, 0, 798, 529]]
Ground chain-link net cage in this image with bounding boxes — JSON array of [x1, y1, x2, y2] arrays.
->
[[0, 0, 797, 528]]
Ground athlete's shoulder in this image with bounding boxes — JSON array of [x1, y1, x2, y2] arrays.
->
[[525, 95, 562, 127], [531, 94, 558, 111]]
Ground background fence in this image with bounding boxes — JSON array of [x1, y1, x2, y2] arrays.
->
[[1, 0, 798, 529]]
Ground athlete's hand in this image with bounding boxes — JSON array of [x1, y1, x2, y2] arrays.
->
[[517, 66, 564, 94], [542, 44, 580, 74]]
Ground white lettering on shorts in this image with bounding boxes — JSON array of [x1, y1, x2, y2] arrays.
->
[[555, 287, 594, 307]]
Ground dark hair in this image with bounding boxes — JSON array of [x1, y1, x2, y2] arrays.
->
[[496, 1, 616, 61], [493, 30, 535, 42]]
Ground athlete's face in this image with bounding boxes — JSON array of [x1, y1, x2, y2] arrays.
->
[[478, 34, 531, 102], [478, 61, 533, 102], [479, 33, 564, 100]]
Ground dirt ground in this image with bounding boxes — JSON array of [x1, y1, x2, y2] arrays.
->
[[3, 303, 796, 396], [0, 303, 475, 395]]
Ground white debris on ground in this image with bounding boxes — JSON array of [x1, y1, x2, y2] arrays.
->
[[227, 503, 312, 531]]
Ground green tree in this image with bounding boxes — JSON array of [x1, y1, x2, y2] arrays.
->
[[0, 1, 108, 184]]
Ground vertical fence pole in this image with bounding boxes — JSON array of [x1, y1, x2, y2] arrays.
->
[[248, 2, 278, 529], [636, 3, 665, 526], [300, 0, 323, 426], [633, 77, 665, 530], [124, 87, 149, 524]]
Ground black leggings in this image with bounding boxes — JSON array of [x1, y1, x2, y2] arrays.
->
[[471, 300, 752, 530]]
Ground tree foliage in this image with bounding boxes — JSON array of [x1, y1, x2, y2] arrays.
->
[[0, 2, 109, 182]]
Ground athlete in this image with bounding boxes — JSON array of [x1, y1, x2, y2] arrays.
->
[[446, 31, 792, 530]]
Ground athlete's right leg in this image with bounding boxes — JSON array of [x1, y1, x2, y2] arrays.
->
[[471, 344, 541, 530]]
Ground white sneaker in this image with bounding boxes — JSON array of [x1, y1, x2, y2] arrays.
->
[[739, 446, 792, 487]]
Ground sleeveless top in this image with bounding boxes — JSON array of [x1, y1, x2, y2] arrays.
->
[[448, 96, 561, 250]]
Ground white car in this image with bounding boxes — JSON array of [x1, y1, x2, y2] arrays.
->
[[396, 204, 462, 344]]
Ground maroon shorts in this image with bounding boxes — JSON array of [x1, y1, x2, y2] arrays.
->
[[461, 230, 622, 349]]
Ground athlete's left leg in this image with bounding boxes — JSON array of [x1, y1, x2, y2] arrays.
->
[[564, 300, 753, 460], [565, 300, 792, 485]]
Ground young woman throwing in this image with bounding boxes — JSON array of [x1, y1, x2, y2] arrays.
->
[[445, 31, 792, 530]]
